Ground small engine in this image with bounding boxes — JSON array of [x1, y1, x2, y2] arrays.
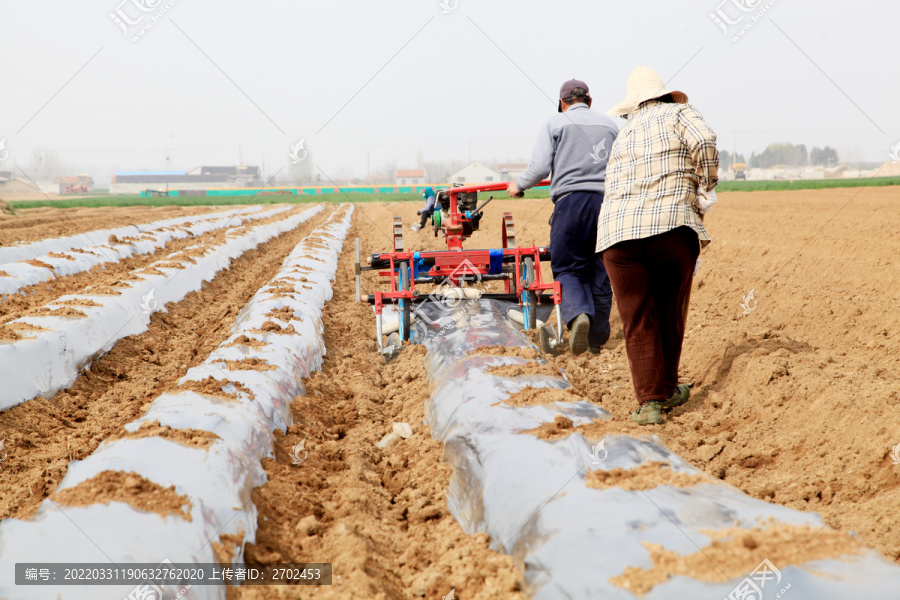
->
[[457, 191, 481, 234], [435, 186, 482, 236]]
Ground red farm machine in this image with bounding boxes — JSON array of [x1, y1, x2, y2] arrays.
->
[[355, 180, 563, 360]]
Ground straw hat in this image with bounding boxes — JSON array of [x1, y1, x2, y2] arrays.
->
[[607, 66, 688, 117]]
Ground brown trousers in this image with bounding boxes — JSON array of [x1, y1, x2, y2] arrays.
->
[[601, 226, 699, 405]]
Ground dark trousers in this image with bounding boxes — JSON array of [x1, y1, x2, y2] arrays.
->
[[549, 191, 612, 347], [418, 209, 435, 228], [601, 226, 699, 405]]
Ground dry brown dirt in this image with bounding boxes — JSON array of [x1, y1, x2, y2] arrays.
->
[[0, 205, 311, 321], [0, 204, 226, 245], [610, 521, 863, 596], [239, 202, 526, 600], [0, 185, 898, 597], [240, 187, 900, 597], [0, 207, 331, 520], [51, 470, 193, 521], [505, 186, 900, 565]]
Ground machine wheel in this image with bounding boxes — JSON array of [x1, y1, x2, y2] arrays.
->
[[393, 217, 404, 252], [539, 325, 559, 355], [399, 261, 412, 341], [522, 256, 537, 330], [503, 212, 517, 295]]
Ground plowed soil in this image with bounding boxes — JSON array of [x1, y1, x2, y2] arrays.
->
[[0, 205, 309, 321], [239, 186, 900, 598], [239, 202, 526, 600], [0, 204, 229, 245], [1, 184, 898, 598], [0, 206, 331, 520], [520, 186, 900, 564]]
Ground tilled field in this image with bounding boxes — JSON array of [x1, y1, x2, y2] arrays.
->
[[0, 204, 331, 520], [0, 186, 897, 598], [0, 205, 225, 245], [240, 186, 900, 595]]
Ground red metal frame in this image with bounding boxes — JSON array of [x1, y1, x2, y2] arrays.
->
[[367, 180, 556, 317], [440, 180, 549, 251]]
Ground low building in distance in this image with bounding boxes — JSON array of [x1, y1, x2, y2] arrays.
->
[[395, 169, 426, 185], [448, 161, 502, 185], [110, 166, 261, 195]]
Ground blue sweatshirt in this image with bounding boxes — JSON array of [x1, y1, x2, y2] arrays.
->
[[419, 187, 436, 214], [517, 103, 619, 201]]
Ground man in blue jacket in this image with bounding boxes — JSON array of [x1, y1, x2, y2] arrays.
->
[[410, 186, 437, 232], [508, 79, 619, 354]]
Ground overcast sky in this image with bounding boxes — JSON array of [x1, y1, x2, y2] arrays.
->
[[1, 0, 896, 185]]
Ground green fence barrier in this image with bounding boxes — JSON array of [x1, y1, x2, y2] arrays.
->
[[137, 183, 553, 198]]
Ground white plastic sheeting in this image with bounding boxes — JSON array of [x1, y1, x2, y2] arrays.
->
[[0, 205, 265, 265], [415, 299, 900, 599], [0, 205, 323, 411], [0, 206, 353, 600], [0, 205, 285, 297]]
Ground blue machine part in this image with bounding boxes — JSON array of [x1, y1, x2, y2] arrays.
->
[[488, 249, 504, 275]]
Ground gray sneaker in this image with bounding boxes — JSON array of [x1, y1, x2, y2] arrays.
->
[[569, 313, 590, 355]]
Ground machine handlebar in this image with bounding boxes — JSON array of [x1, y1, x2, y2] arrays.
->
[[444, 179, 551, 196]]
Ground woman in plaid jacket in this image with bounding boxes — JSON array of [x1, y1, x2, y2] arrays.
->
[[596, 66, 719, 425]]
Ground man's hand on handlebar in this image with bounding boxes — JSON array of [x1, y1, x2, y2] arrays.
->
[[507, 182, 524, 198]]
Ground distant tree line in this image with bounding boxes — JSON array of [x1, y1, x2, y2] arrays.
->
[[719, 150, 747, 167], [719, 143, 840, 169], [808, 146, 840, 167]]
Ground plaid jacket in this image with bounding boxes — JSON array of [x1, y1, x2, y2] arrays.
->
[[596, 101, 718, 252]]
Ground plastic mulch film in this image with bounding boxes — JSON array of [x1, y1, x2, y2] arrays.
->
[[0, 205, 269, 266], [414, 299, 900, 599], [0, 206, 353, 600], [0, 204, 283, 296], [0, 205, 323, 411]]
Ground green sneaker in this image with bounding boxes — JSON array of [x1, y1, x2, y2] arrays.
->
[[631, 401, 663, 425], [661, 384, 691, 411]]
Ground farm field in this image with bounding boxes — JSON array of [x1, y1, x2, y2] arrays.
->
[[0, 185, 897, 598], [0, 204, 226, 245], [4, 188, 554, 210], [7, 175, 900, 210]]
